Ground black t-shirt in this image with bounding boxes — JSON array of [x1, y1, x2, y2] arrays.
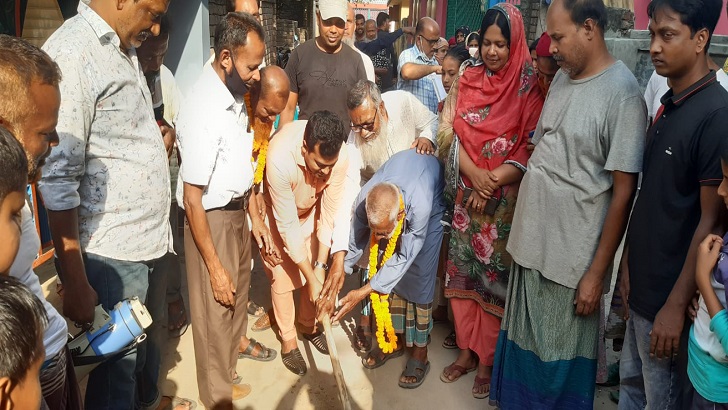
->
[[285, 39, 367, 126], [627, 72, 728, 321]]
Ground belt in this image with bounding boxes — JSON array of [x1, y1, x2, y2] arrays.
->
[[211, 189, 251, 212]]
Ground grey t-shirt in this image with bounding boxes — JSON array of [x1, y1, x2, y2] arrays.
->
[[507, 61, 647, 289]]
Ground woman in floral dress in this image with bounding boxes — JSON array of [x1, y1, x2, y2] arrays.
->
[[436, 3, 544, 399]]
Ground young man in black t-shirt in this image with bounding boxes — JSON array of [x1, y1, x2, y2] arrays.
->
[[620, 0, 728, 408]]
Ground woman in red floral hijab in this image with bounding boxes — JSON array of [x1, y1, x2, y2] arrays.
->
[[436, 3, 544, 399]]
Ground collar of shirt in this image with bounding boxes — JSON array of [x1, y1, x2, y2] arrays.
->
[[200, 63, 239, 114], [412, 44, 436, 65], [660, 70, 717, 108], [77, 1, 120, 47]]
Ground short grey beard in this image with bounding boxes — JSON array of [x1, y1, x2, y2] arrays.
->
[[342, 37, 355, 48], [357, 116, 390, 173]]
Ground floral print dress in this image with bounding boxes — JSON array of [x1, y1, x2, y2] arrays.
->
[[437, 75, 531, 318]]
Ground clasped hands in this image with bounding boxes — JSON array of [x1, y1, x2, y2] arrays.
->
[[464, 168, 499, 213]]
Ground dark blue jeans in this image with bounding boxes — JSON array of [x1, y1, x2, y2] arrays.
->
[[82, 253, 166, 410]]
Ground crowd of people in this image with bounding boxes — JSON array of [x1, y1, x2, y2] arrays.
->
[[0, 0, 727, 409]]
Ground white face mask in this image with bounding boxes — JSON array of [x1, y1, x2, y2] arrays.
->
[[468, 46, 478, 58]]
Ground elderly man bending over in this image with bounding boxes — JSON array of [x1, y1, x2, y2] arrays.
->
[[328, 149, 445, 389], [318, 79, 437, 352]]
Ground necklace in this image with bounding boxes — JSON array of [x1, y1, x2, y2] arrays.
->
[[367, 195, 405, 353], [244, 93, 271, 185]]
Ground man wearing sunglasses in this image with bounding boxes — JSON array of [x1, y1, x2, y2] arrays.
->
[[397, 17, 442, 113]]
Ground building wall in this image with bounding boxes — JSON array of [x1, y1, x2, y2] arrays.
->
[[208, 0, 277, 66]]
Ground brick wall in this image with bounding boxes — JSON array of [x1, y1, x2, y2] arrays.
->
[[208, 0, 278, 66], [520, 0, 541, 44], [261, 0, 277, 65]]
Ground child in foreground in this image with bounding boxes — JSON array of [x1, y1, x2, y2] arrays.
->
[[0, 126, 28, 275], [690, 145, 728, 408], [0, 275, 49, 409]]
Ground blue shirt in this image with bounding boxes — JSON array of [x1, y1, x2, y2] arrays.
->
[[396, 45, 439, 114], [344, 149, 445, 303]]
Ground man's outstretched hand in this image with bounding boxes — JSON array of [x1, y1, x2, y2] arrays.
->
[[331, 285, 372, 323], [316, 254, 346, 321]]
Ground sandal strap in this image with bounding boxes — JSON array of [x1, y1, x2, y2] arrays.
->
[[474, 376, 491, 385], [446, 363, 469, 376], [303, 332, 329, 354], [282, 348, 306, 374], [403, 358, 428, 377]]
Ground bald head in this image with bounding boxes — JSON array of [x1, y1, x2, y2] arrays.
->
[[365, 182, 401, 228], [228, 0, 260, 20], [255, 66, 289, 123], [415, 17, 439, 37], [365, 19, 377, 40]]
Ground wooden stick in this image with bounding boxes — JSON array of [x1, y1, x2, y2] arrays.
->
[[321, 314, 351, 410]]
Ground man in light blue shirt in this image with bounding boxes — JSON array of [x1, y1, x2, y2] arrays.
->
[[328, 149, 445, 389], [396, 17, 442, 113]]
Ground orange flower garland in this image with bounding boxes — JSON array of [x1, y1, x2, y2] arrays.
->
[[244, 93, 272, 185], [368, 196, 405, 353]]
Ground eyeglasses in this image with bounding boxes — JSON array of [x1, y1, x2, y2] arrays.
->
[[418, 35, 439, 47], [351, 108, 378, 133]]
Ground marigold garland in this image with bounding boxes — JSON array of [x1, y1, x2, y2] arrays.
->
[[368, 196, 405, 353], [244, 93, 272, 185]]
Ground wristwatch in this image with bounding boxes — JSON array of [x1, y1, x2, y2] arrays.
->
[[313, 260, 329, 271]]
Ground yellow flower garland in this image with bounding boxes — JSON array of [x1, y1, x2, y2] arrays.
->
[[368, 196, 405, 354], [244, 93, 272, 185]]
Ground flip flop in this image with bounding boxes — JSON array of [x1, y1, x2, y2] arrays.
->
[[281, 348, 307, 376], [442, 330, 457, 349], [302, 331, 329, 355], [160, 396, 197, 410], [251, 311, 274, 332], [238, 338, 277, 362], [472, 375, 491, 399], [440, 362, 477, 383], [361, 348, 404, 370], [398, 358, 430, 389]]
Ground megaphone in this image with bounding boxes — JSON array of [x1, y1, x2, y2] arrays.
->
[[68, 297, 152, 379]]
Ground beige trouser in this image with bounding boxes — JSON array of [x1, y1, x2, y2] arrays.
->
[[184, 208, 251, 409], [263, 207, 319, 342]]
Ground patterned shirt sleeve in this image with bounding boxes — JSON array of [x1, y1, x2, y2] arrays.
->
[[38, 48, 94, 211]]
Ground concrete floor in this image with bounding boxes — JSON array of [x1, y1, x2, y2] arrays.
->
[[37, 253, 619, 410]]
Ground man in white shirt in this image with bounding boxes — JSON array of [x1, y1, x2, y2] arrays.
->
[[0, 35, 82, 410], [176, 13, 272, 407], [39, 0, 180, 409], [344, 4, 375, 83], [137, 17, 190, 340]]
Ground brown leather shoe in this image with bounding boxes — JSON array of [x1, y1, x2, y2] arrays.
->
[[233, 384, 252, 401]]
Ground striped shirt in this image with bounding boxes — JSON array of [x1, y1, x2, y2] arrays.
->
[[397, 45, 439, 113]]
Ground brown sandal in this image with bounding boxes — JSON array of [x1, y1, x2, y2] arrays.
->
[[440, 362, 476, 383], [251, 310, 274, 332], [472, 376, 491, 399]]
